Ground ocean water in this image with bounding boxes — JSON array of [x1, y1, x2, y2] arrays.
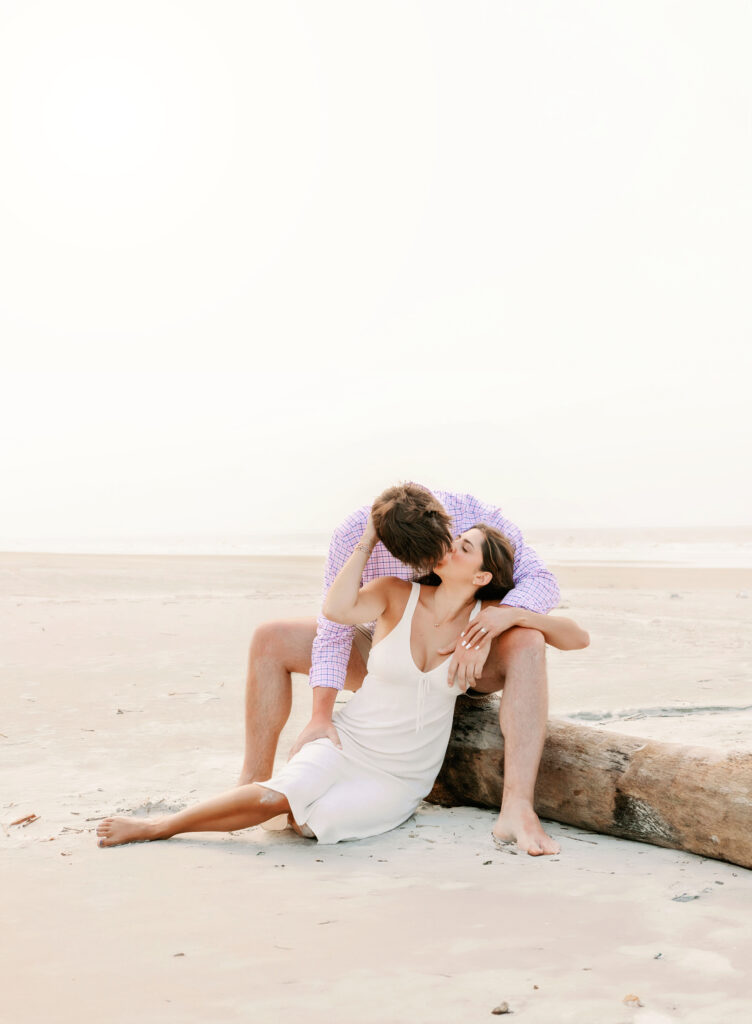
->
[[528, 527, 752, 569], [2, 527, 752, 568]]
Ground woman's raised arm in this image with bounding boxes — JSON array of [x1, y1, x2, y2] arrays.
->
[[322, 516, 391, 625]]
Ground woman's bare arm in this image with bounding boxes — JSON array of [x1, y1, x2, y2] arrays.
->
[[321, 516, 391, 625], [461, 605, 590, 652], [511, 609, 589, 651]]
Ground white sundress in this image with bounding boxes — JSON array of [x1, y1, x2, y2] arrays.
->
[[257, 582, 481, 844]]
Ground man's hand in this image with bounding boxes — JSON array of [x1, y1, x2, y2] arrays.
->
[[288, 718, 342, 760], [438, 606, 522, 692]]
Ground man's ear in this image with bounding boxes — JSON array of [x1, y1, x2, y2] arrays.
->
[[474, 570, 493, 588]]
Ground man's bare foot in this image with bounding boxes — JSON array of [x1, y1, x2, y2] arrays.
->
[[96, 816, 164, 847], [492, 799, 560, 856]]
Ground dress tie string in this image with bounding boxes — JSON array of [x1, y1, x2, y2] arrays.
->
[[416, 673, 431, 733]]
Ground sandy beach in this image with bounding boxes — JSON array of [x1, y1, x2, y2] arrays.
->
[[3, 552, 751, 1023]]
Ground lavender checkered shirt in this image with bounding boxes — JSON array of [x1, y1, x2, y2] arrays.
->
[[310, 487, 560, 690]]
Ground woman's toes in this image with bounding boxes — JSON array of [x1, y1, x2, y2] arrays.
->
[[96, 819, 119, 846]]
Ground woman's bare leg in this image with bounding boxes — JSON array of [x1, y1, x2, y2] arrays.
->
[[96, 784, 291, 848]]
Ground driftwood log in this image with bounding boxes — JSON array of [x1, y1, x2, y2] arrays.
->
[[428, 694, 752, 870]]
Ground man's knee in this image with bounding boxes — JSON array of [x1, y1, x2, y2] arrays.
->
[[473, 627, 546, 695], [488, 627, 546, 686], [249, 618, 317, 676], [250, 620, 291, 659], [250, 620, 313, 672], [497, 625, 546, 658]]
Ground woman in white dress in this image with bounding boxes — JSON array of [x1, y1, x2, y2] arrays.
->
[[96, 520, 588, 848]]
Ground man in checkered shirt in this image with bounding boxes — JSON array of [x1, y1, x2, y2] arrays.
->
[[239, 482, 563, 855]]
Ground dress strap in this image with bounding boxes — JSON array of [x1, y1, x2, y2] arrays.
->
[[405, 581, 421, 619], [391, 581, 421, 640]]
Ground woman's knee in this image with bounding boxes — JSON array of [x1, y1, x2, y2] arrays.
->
[[252, 783, 290, 815]]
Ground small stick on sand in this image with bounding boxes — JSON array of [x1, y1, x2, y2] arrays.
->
[[10, 813, 39, 827]]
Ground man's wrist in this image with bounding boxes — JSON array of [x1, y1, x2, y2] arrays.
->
[[311, 685, 338, 719]]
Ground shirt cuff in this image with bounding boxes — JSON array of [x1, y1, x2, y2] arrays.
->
[[308, 673, 345, 691]]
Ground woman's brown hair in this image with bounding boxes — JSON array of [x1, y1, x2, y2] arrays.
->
[[470, 523, 516, 601], [418, 522, 516, 601]]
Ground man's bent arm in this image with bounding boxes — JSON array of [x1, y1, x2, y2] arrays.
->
[[467, 497, 560, 612], [287, 657, 343, 759], [311, 684, 338, 720], [309, 517, 366, 693], [309, 614, 355, 691]]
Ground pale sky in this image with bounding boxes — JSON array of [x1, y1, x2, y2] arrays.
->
[[1, 0, 750, 545]]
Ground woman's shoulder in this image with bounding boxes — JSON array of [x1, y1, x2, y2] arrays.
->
[[364, 576, 412, 598], [371, 576, 413, 611], [378, 576, 413, 596]]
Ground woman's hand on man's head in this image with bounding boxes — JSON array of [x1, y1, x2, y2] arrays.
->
[[361, 512, 379, 546]]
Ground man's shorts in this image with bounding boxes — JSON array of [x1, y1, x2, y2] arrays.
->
[[351, 624, 373, 667]]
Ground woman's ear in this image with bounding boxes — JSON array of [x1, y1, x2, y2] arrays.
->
[[474, 570, 493, 588]]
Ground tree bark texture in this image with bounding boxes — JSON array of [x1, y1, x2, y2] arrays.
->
[[427, 694, 752, 870]]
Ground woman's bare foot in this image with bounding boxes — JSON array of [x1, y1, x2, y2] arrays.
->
[[96, 816, 164, 847], [492, 798, 560, 856]]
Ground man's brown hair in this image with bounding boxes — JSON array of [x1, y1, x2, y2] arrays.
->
[[371, 483, 453, 571]]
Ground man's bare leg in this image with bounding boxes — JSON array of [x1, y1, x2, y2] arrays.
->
[[96, 784, 291, 847], [237, 619, 313, 786], [237, 618, 367, 786], [473, 627, 560, 857]]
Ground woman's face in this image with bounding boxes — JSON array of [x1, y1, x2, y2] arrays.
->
[[434, 528, 486, 583]]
